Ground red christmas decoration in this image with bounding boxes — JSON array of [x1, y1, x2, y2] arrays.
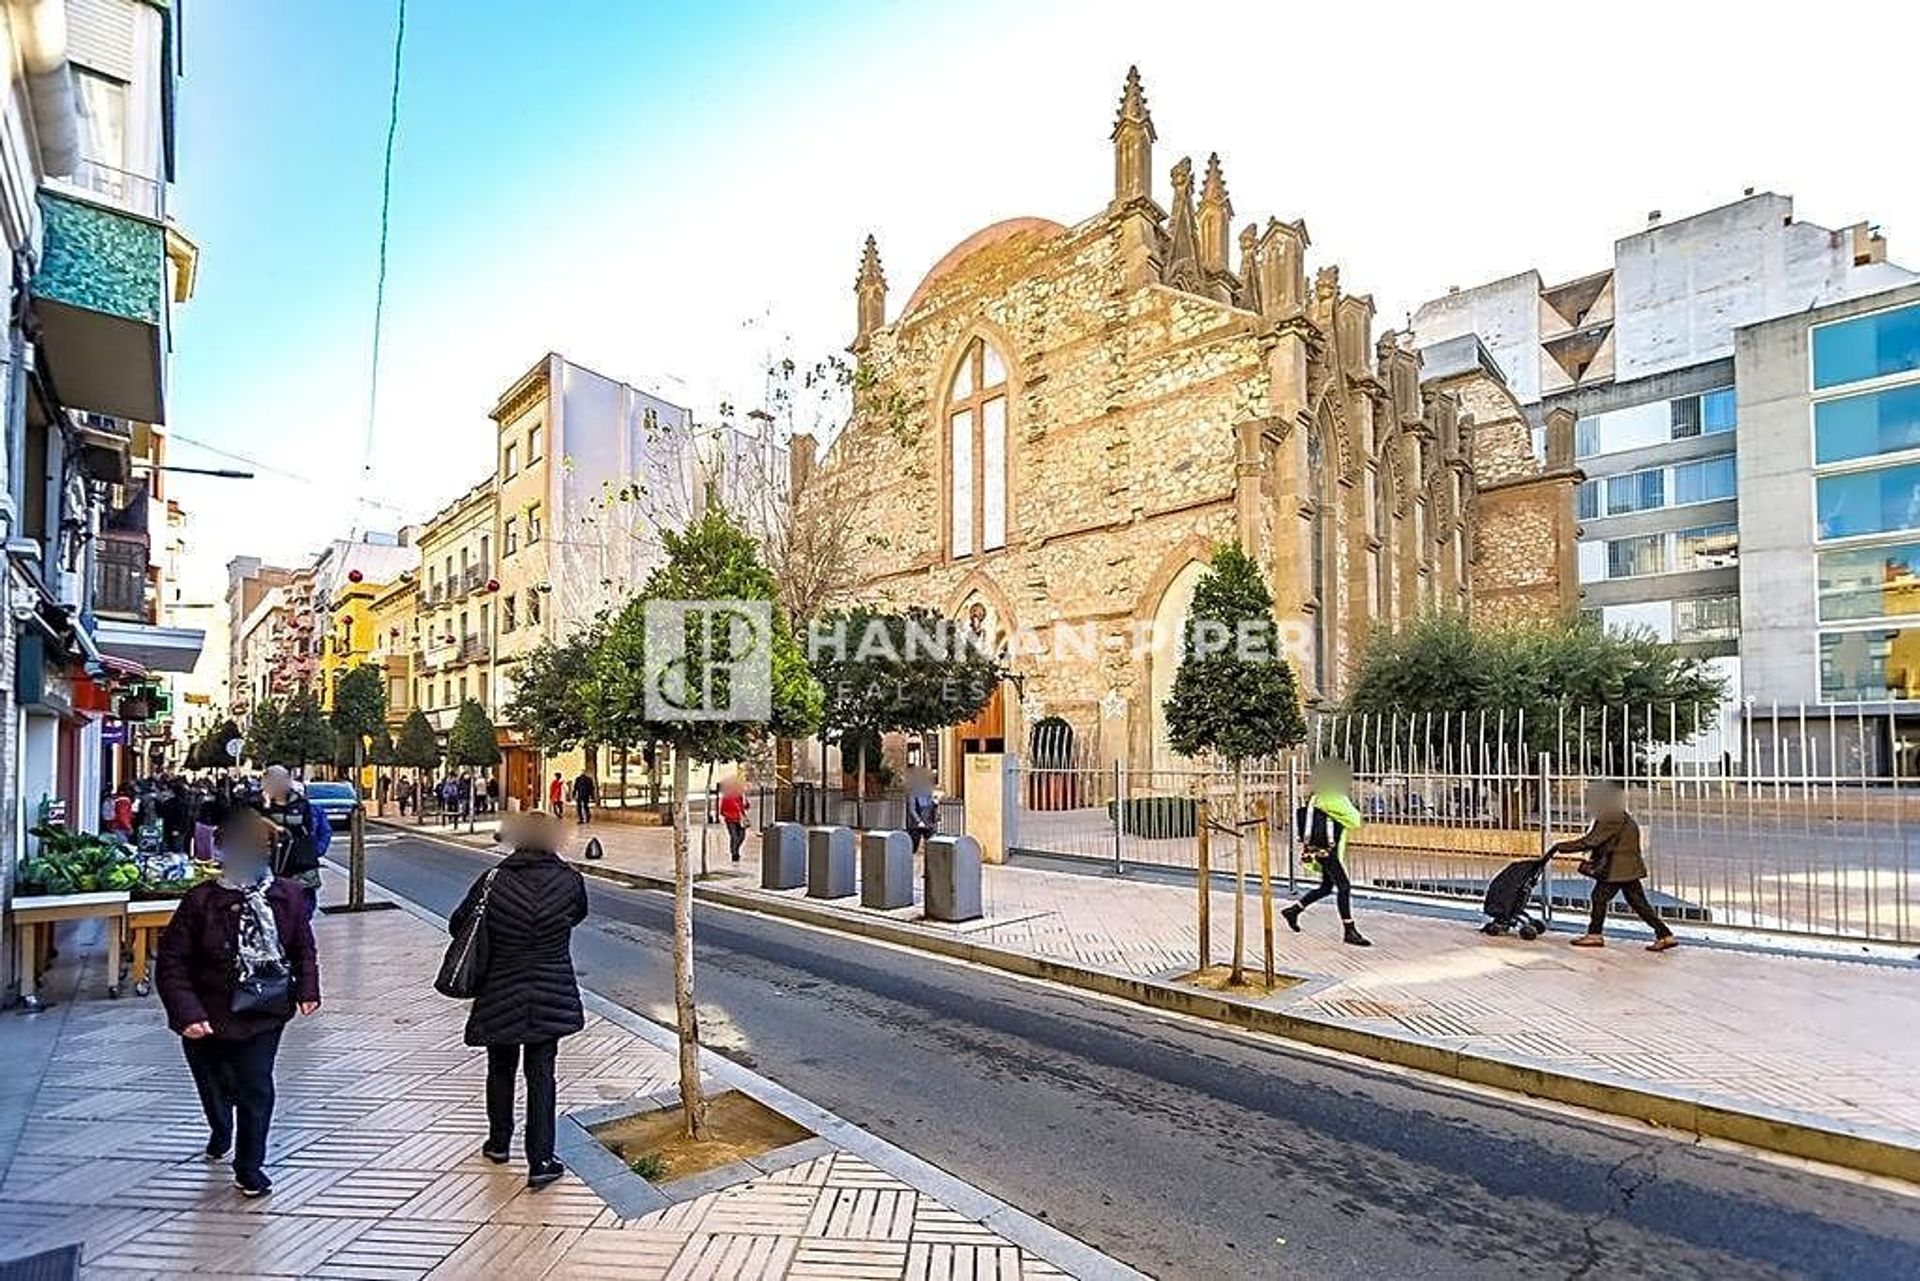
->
[[486, 578, 500, 593], [347, 568, 364, 583]]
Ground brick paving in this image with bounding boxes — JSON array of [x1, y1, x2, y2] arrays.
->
[[0, 876, 1097, 1279], [409, 813, 1920, 1151]]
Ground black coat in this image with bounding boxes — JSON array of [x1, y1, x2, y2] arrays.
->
[[449, 848, 588, 1047]]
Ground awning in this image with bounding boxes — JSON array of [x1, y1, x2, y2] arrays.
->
[[90, 619, 204, 674]]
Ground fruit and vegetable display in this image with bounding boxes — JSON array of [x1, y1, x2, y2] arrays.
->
[[19, 826, 140, 894], [18, 826, 217, 898]]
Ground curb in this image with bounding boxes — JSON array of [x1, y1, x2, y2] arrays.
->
[[344, 843, 1147, 1280], [372, 822, 1920, 1186]]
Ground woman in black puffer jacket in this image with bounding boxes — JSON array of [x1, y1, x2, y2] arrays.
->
[[448, 812, 588, 1189]]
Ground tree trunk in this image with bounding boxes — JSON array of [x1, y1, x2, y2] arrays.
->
[[1230, 768, 1246, 986], [671, 749, 706, 1139], [349, 737, 367, 911], [1195, 796, 1211, 972], [699, 760, 712, 878], [1257, 796, 1274, 987], [854, 739, 866, 831]]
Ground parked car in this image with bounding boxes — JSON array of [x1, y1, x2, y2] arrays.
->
[[304, 781, 361, 826]]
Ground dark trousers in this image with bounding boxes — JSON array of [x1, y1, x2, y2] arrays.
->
[[182, 1026, 283, 1182], [575, 797, 591, 824], [725, 820, 747, 860], [1588, 879, 1672, 938], [1297, 851, 1354, 919], [299, 885, 318, 920], [486, 1040, 559, 1166], [908, 825, 933, 854]]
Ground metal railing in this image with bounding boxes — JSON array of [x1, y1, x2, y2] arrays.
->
[[1007, 701, 1920, 945], [51, 158, 163, 220]]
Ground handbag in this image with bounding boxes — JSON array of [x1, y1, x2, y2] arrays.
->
[[231, 964, 293, 1018], [435, 869, 499, 999]]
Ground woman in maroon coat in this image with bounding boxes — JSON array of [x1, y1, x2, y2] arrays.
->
[[156, 808, 321, 1198]]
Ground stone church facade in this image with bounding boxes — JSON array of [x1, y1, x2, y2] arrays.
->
[[803, 70, 1576, 780]]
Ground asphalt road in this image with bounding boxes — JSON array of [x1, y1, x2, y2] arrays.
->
[[362, 832, 1920, 1280]]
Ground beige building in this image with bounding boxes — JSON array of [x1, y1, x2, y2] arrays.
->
[[414, 480, 500, 738], [805, 69, 1575, 789]]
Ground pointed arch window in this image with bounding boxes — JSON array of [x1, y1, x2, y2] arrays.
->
[[949, 336, 1009, 557]]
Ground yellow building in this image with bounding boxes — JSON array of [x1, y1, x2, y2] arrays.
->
[[317, 578, 382, 712], [368, 577, 419, 735], [414, 479, 501, 746]]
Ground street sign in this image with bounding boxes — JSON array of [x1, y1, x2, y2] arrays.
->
[[102, 718, 128, 747], [226, 737, 244, 761]]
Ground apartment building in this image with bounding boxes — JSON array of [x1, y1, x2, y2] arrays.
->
[[414, 479, 497, 736], [1414, 193, 1917, 757]]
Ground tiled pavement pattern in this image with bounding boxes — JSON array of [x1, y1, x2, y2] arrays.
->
[[409, 816, 1920, 1148], [0, 890, 1085, 1278]]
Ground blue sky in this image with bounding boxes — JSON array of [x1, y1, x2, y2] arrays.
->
[[163, 0, 1920, 600]]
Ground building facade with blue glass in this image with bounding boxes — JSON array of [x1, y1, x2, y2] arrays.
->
[[1737, 282, 1920, 774]]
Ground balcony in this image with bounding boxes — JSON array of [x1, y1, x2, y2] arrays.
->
[[31, 191, 168, 423], [49, 159, 164, 221], [93, 532, 150, 622], [459, 635, 488, 663]]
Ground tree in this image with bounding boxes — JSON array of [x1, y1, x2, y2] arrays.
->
[[1163, 544, 1308, 986], [393, 709, 442, 825], [448, 700, 502, 770], [243, 700, 285, 769], [1344, 611, 1728, 775], [190, 718, 242, 769], [278, 691, 336, 770], [595, 508, 822, 1138], [504, 628, 601, 757], [330, 665, 388, 909], [807, 604, 1000, 823]]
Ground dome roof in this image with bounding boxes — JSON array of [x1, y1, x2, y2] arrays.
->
[[903, 217, 1065, 315]]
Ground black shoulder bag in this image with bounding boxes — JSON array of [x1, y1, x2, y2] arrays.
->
[[435, 869, 500, 999]]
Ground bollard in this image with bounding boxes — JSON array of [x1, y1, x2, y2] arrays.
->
[[925, 833, 983, 922], [860, 830, 914, 910], [762, 822, 806, 890], [584, 837, 604, 861], [805, 825, 856, 899]]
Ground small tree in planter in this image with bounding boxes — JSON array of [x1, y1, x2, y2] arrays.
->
[[393, 709, 442, 824], [596, 508, 822, 1139], [1163, 544, 1307, 986], [330, 665, 387, 909]]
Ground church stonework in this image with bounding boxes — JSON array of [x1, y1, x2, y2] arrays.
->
[[807, 69, 1574, 780]]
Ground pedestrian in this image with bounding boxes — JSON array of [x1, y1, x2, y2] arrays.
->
[[571, 770, 595, 825], [1281, 759, 1371, 947], [486, 777, 500, 814], [718, 775, 749, 863], [377, 773, 392, 814], [1554, 781, 1678, 951], [105, 786, 134, 839], [447, 812, 587, 1190], [155, 807, 321, 1199], [547, 772, 564, 819], [257, 765, 330, 919], [158, 780, 193, 853], [904, 769, 939, 854]]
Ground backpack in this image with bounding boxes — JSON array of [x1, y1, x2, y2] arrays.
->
[[1295, 801, 1342, 853]]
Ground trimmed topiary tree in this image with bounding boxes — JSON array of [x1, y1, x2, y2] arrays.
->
[[1163, 543, 1308, 985]]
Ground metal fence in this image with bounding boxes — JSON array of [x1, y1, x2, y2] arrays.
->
[[1007, 702, 1920, 945]]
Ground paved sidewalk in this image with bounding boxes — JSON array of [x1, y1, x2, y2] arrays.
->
[[393, 814, 1920, 1167], [0, 872, 1122, 1279]]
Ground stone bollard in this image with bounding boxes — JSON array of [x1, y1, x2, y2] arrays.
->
[[762, 822, 806, 890], [805, 825, 856, 899], [860, 830, 914, 910], [925, 833, 983, 922]]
